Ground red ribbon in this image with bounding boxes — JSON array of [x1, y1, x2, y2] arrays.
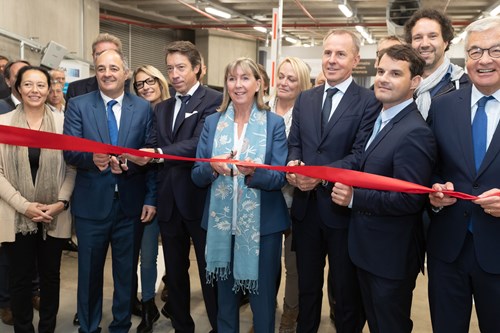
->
[[0, 124, 484, 200]]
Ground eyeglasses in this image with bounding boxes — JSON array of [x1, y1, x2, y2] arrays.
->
[[134, 77, 157, 90], [466, 45, 500, 60]]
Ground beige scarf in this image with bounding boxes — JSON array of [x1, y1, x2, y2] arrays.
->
[[4, 104, 60, 235]]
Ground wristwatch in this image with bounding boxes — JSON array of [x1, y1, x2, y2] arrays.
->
[[150, 148, 161, 163], [58, 200, 69, 210]]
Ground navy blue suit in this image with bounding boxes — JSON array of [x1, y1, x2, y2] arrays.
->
[[64, 91, 155, 333], [339, 102, 436, 333], [427, 86, 500, 333], [192, 110, 289, 332], [288, 80, 380, 333], [147, 84, 221, 333]]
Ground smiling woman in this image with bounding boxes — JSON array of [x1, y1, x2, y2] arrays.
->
[[0, 65, 75, 333]]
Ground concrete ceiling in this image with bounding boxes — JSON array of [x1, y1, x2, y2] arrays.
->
[[98, 0, 500, 46]]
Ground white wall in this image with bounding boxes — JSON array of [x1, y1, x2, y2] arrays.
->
[[0, 0, 99, 65]]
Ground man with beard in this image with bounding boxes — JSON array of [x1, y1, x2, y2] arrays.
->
[[404, 9, 469, 119]]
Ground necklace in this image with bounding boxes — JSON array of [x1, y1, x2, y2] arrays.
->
[[26, 118, 43, 131]]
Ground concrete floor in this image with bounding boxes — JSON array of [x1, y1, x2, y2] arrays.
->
[[0, 246, 480, 332]]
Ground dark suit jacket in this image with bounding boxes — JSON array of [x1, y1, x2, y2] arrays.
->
[[287, 81, 380, 229], [147, 84, 222, 222], [341, 102, 436, 279], [0, 96, 15, 114], [63, 91, 156, 220], [428, 86, 500, 274], [192, 110, 290, 236], [0, 74, 9, 100]]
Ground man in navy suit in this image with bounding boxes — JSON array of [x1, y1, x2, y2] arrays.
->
[[125, 41, 219, 333], [287, 29, 380, 333], [64, 49, 156, 333], [427, 16, 500, 333], [332, 44, 436, 333], [0, 60, 30, 114]]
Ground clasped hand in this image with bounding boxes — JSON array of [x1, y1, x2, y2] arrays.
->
[[25, 202, 64, 223], [286, 160, 321, 191]]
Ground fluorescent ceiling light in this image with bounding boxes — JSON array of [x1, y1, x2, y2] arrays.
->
[[205, 6, 231, 19], [253, 26, 267, 33], [285, 36, 299, 44], [338, 4, 353, 18], [490, 4, 500, 16], [355, 25, 374, 44]]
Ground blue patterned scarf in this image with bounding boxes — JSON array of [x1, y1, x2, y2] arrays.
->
[[206, 102, 267, 293]]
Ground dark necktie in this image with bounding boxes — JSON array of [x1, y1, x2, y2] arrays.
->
[[107, 100, 119, 146], [321, 88, 339, 134], [365, 114, 383, 149], [173, 95, 191, 132], [472, 96, 494, 171]]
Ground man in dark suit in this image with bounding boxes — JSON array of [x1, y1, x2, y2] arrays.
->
[[427, 16, 500, 333], [66, 33, 127, 105], [63, 49, 156, 333], [287, 29, 380, 333], [332, 44, 436, 333], [125, 41, 219, 333], [0, 55, 10, 99], [0, 60, 30, 114]]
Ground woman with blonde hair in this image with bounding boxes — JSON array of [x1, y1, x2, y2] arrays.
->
[[132, 64, 170, 333], [192, 57, 289, 332], [270, 56, 311, 333]]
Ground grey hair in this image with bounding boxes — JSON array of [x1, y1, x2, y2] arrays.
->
[[464, 16, 500, 53]]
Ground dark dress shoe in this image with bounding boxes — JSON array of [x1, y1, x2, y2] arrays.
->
[[63, 239, 78, 252], [132, 297, 143, 317], [0, 307, 14, 326], [160, 303, 171, 319], [73, 312, 80, 326], [136, 298, 160, 333]]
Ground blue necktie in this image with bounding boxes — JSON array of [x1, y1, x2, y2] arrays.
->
[[173, 95, 191, 132], [321, 88, 339, 134], [365, 114, 383, 149], [472, 96, 494, 171], [107, 100, 119, 146]]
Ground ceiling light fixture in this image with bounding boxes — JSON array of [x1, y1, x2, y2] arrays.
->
[[253, 26, 267, 33], [338, 2, 353, 18], [355, 25, 374, 44], [205, 6, 231, 19], [490, 4, 500, 16], [285, 36, 299, 44]]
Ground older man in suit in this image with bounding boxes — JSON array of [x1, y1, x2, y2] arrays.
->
[[65, 33, 128, 105], [125, 41, 219, 333], [0, 60, 30, 114], [332, 44, 436, 333], [63, 49, 156, 333], [427, 16, 500, 333], [287, 29, 380, 333]]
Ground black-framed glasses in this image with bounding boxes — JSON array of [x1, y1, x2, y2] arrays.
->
[[134, 77, 158, 89], [466, 45, 500, 60]]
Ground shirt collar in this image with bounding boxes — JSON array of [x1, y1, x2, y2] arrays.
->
[[324, 76, 352, 94], [100, 91, 124, 106], [380, 98, 413, 124], [175, 81, 200, 99], [11, 94, 21, 106], [471, 85, 500, 107]]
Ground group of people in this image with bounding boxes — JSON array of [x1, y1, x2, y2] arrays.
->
[[0, 7, 498, 333]]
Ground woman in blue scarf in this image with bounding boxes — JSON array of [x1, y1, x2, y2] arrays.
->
[[192, 57, 289, 332]]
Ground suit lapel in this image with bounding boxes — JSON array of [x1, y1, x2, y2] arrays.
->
[[453, 88, 476, 177], [118, 94, 134, 146], [173, 85, 205, 137], [91, 92, 110, 144], [361, 103, 414, 166], [165, 97, 176, 141], [478, 109, 500, 177], [311, 86, 324, 143], [321, 82, 358, 144]]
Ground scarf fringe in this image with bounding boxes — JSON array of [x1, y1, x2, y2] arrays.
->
[[206, 264, 231, 286], [232, 279, 259, 295]]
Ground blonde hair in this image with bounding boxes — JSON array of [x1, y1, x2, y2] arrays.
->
[[132, 65, 170, 101], [218, 57, 269, 112], [276, 57, 312, 93]]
